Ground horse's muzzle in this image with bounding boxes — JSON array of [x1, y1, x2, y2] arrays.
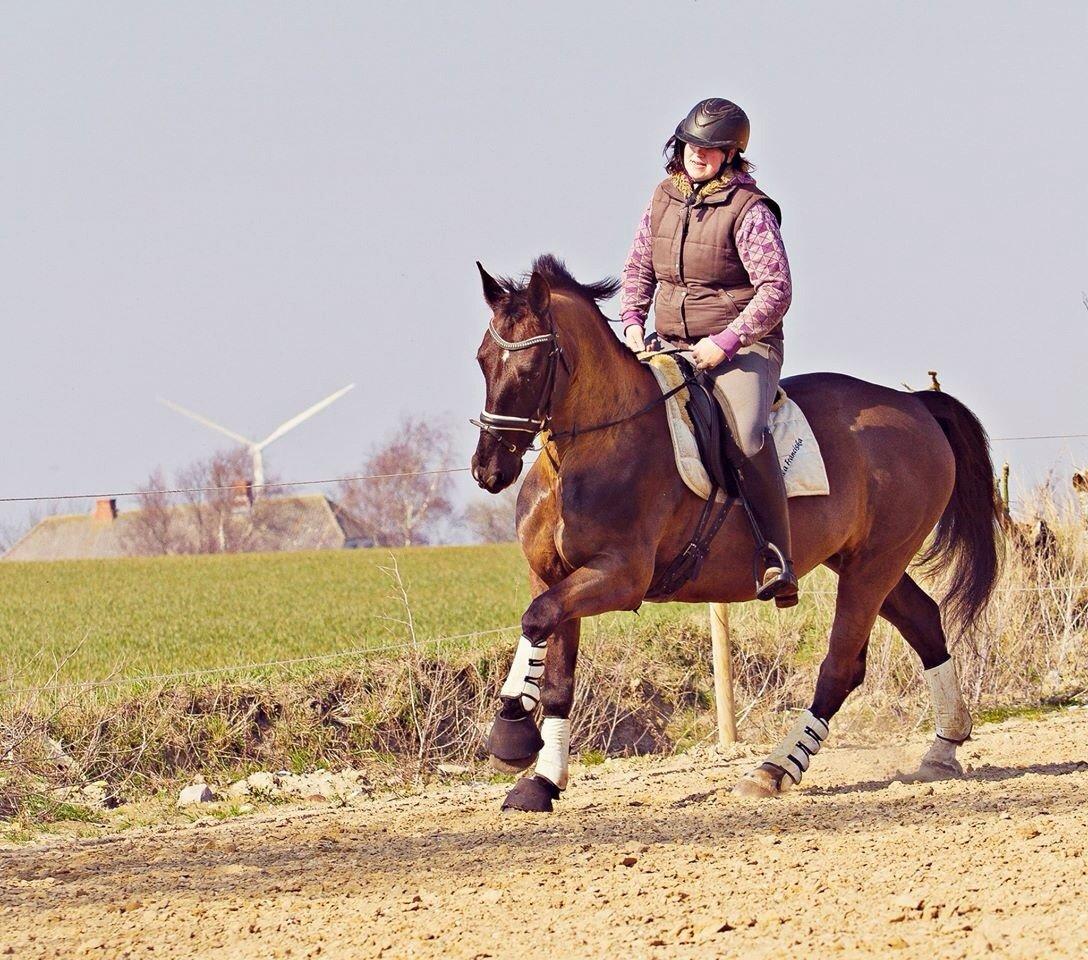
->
[[472, 463, 510, 493], [471, 449, 520, 493]]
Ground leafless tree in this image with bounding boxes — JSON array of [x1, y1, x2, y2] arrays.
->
[[338, 418, 455, 547], [123, 449, 294, 555], [121, 469, 179, 555], [462, 485, 520, 543]]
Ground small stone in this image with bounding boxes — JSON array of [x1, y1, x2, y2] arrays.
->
[[246, 772, 278, 793], [226, 780, 251, 799], [620, 856, 638, 868], [177, 784, 215, 806], [697, 921, 735, 939]]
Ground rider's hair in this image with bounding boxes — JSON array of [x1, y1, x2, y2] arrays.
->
[[663, 135, 753, 176]]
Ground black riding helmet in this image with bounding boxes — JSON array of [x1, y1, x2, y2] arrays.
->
[[674, 98, 750, 152]]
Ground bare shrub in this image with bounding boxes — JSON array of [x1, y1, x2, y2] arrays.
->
[[338, 418, 455, 546], [121, 469, 179, 555], [122, 449, 294, 556], [462, 485, 520, 543]]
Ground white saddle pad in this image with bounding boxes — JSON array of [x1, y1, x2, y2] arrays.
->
[[640, 351, 830, 502]]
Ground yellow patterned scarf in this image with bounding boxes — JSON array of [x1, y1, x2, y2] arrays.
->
[[670, 171, 735, 201]]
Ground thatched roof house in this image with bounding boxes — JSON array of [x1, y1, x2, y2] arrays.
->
[[3, 494, 370, 562]]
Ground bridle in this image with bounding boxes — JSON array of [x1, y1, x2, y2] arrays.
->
[[471, 309, 697, 455], [470, 313, 570, 455]]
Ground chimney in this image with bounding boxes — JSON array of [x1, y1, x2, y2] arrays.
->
[[230, 479, 255, 510], [92, 498, 118, 522]]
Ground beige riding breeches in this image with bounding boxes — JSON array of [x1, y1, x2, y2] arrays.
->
[[664, 336, 784, 458]]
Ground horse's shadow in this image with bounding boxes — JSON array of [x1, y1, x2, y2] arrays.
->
[[725, 758, 1088, 800]]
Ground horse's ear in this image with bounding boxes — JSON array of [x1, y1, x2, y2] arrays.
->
[[527, 271, 551, 316], [477, 261, 505, 310]]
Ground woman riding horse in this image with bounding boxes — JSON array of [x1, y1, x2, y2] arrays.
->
[[621, 97, 797, 605]]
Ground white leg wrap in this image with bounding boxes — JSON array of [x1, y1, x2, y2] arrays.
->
[[924, 658, 972, 742], [766, 710, 830, 785], [499, 635, 547, 713], [534, 717, 570, 790]]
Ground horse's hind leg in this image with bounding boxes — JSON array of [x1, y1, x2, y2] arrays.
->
[[879, 574, 972, 781], [734, 556, 901, 798], [500, 616, 580, 813]]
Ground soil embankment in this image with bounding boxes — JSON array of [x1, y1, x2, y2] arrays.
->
[[3, 709, 1087, 959]]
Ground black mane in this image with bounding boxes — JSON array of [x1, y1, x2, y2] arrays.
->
[[497, 254, 621, 305]]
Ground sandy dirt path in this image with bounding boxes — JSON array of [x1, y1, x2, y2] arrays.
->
[[2, 709, 1087, 960]]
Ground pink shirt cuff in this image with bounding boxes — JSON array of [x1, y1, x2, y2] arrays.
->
[[621, 313, 645, 331], [710, 329, 742, 359]]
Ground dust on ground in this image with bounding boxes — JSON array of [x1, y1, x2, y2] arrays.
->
[[2, 709, 1087, 960]]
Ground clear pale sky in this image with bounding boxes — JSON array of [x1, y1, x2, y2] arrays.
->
[[2, 1, 1086, 532]]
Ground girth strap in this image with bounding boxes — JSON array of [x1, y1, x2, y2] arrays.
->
[[645, 487, 736, 601]]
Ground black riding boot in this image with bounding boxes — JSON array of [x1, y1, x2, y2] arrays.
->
[[735, 434, 799, 606]]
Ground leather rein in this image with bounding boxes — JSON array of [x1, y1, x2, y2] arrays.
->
[[470, 316, 694, 454], [471, 315, 738, 602]]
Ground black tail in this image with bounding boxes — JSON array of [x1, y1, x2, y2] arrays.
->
[[913, 390, 1004, 635]]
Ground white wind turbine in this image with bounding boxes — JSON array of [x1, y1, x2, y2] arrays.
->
[[158, 384, 355, 494]]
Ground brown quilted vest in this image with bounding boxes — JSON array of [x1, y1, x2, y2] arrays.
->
[[650, 176, 783, 343]]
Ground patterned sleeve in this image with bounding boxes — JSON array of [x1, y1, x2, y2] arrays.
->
[[711, 200, 793, 356], [619, 198, 657, 329]]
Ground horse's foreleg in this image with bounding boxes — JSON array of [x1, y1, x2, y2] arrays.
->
[[879, 574, 972, 782], [490, 560, 648, 813], [734, 561, 891, 798], [500, 617, 580, 813]]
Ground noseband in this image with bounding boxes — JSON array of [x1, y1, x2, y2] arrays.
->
[[470, 315, 570, 454]]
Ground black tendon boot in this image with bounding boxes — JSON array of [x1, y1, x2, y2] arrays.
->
[[736, 435, 799, 606]]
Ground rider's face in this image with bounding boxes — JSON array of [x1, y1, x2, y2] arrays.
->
[[683, 143, 728, 182]]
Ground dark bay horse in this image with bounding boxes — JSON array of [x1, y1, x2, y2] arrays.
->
[[471, 255, 1002, 813]]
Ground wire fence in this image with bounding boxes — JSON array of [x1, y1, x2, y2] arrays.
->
[[6, 576, 1088, 700], [0, 466, 479, 505], [2, 419, 1085, 699], [0, 427, 1084, 505]]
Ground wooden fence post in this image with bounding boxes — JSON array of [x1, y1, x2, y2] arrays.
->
[[999, 461, 1011, 523], [709, 602, 737, 747]]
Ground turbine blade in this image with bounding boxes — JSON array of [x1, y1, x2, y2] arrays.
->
[[157, 397, 254, 447], [257, 384, 355, 449]]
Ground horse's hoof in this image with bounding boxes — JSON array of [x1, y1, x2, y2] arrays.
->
[[732, 766, 783, 799], [487, 702, 544, 768], [896, 758, 964, 783], [501, 775, 560, 813], [490, 753, 538, 774]]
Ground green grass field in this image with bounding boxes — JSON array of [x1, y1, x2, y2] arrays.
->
[[0, 544, 705, 690]]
